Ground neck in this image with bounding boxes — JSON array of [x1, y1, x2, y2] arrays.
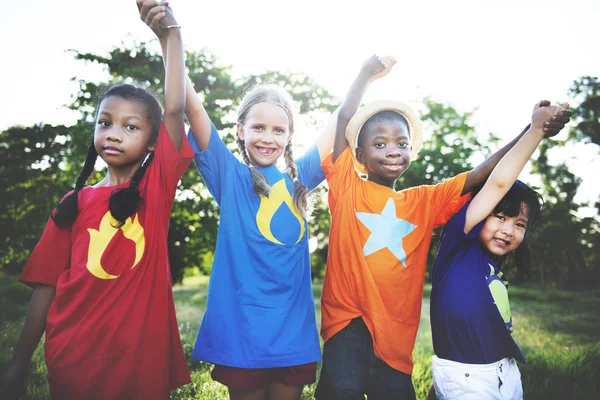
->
[[97, 163, 143, 187], [367, 174, 397, 190]]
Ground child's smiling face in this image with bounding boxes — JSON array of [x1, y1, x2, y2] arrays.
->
[[355, 116, 411, 188], [237, 102, 291, 168], [478, 204, 530, 258]]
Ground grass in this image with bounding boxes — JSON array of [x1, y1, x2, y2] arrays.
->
[[1, 273, 599, 399]]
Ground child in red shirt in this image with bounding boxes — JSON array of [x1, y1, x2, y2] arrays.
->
[[0, 3, 192, 399]]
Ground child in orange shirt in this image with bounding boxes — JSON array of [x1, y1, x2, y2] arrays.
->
[[315, 58, 571, 399]]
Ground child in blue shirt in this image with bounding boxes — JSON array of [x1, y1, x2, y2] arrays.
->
[[429, 102, 569, 400]]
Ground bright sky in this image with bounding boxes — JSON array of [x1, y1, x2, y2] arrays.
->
[[2, 0, 599, 207]]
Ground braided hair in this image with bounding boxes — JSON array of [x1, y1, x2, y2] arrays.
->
[[52, 84, 163, 228], [236, 84, 310, 219]]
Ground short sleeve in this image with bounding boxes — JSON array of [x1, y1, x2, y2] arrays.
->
[[188, 124, 241, 205], [321, 147, 360, 208], [428, 172, 470, 226], [295, 145, 325, 191], [151, 121, 194, 196], [435, 199, 486, 274], [19, 216, 71, 287]]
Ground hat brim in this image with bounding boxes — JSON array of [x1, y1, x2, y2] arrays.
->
[[345, 100, 423, 175]]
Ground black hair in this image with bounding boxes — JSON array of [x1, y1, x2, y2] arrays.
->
[[357, 110, 409, 148], [52, 84, 163, 228], [481, 179, 544, 271]]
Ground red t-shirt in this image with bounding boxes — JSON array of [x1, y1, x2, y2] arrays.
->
[[321, 147, 468, 374], [20, 122, 193, 399]]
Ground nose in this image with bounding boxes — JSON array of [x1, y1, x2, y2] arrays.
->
[[386, 148, 401, 158], [260, 129, 275, 144], [501, 222, 514, 237], [105, 128, 122, 143]]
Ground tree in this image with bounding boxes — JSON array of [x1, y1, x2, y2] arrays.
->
[[0, 124, 73, 270], [529, 75, 600, 288], [568, 76, 600, 147]]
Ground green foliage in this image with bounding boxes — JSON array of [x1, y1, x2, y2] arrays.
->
[[568, 76, 600, 147], [0, 124, 74, 269], [528, 75, 600, 289]]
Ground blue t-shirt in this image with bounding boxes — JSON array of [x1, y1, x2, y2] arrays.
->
[[430, 200, 526, 364], [188, 125, 324, 368]]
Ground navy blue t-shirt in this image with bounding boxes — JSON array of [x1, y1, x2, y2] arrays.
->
[[430, 200, 525, 364]]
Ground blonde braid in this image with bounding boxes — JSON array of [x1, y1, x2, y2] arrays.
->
[[284, 142, 309, 219], [236, 135, 270, 197]]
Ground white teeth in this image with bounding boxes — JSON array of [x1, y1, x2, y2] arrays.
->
[[258, 148, 274, 156]]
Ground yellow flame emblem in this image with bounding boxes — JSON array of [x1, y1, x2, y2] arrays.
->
[[86, 211, 145, 279], [256, 179, 305, 245]]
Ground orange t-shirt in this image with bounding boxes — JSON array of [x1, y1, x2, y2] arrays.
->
[[321, 147, 468, 374]]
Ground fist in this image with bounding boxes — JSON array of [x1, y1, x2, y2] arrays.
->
[[361, 55, 396, 81], [137, 0, 178, 38], [532, 100, 572, 138]]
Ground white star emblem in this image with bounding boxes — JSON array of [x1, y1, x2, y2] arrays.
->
[[356, 198, 417, 266]]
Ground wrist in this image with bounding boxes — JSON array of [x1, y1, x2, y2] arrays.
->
[[528, 124, 546, 138], [164, 27, 182, 41]]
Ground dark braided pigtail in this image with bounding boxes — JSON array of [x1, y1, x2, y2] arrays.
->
[[108, 151, 155, 228], [52, 142, 98, 228], [283, 142, 310, 219], [235, 135, 271, 197]]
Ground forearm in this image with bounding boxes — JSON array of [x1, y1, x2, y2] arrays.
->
[[487, 125, 544, 189], [163, 29, 186, 148], [160, 36, 211, 150], [314, 106, 340, 161], [11, 285, 55, 369], [333, 71, 373, 161], [462, 124, 530, 195]]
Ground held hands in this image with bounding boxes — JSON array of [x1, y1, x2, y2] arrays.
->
[[137, 0, 178, 38], [532, 100, 572, 138], [361, 55, 397, 82]]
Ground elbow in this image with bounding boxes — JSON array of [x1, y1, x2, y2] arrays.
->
[[338, 104, 356, 121], [489, 175, 512, 192], [164, 98, 186, 118], [163, 108, 185, 122], [338, 109, 355, 124]]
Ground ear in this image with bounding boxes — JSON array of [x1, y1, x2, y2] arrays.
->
[[237, 122, 245, 140], [356, 147, 364, 165], [147, 143, 156, 152]]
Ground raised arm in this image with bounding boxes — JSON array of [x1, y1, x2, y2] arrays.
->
[[0, 285, 55, 399], [462, 100, 571, 195], [139, 1, 211, 149], [312, 106, 340, 161], [333, 55, 396, 162], [464, 102, 567, 233]]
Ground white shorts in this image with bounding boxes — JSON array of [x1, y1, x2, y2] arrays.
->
[[431, 355, 523, 400]]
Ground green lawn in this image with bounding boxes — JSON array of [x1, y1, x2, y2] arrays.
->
[[1, 273, 599, 399]]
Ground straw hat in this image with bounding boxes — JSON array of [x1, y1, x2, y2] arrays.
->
[[345, 100, 423, 174]]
